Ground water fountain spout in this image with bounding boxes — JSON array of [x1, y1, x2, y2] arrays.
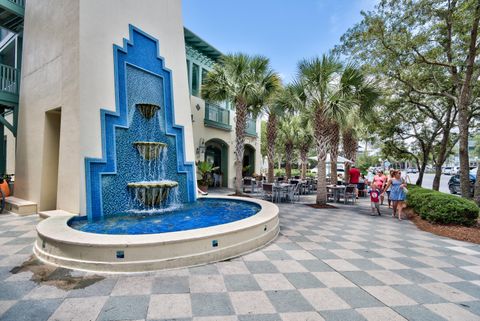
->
[[136, 103, 160, 119], [133, 142, 167, 160]]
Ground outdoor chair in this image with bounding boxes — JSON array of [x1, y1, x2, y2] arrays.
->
[[242, 178, 254, 193], [357, 182, 367, 197], [287, 183, 301, 203], [344, 185, 356, 204], [262, 183, 274, 202], [326, 186, 335, 202]]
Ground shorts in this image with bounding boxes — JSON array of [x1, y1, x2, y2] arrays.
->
[[371, 202, 380, 209]]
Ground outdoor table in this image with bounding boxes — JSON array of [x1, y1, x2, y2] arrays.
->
[[273, 183, 293, 203], [327, 184, 346, 203]]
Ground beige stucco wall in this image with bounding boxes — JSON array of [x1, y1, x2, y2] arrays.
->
[[15, 0, 195, 213], [190, 96, 262, 188]]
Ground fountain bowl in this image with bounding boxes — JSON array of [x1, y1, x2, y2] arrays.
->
[[128, 180, 178, 206], [33, 196, 279, 273], [133, 142, 167, 160], [136, 103, 160, 119]]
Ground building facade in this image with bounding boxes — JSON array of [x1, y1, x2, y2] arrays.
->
[[184, 29, 262, 188]]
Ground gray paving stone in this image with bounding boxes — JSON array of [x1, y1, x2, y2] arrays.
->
[[347, 259, 385, 271], [351, 249, 383, 258], [244, 261, 279, 274], [263, 250, 293, 261], [0, 299, 62, 321], [461, 300, 480, 316], [394, 269, 437, 284], [393, 284, 447, 304], [298, 259, 334, 272], [441, 267, 480, 281], [0, 280, 36, 300], [0, 231, 26, 237], [266, 290, 314, 313], [332, 287, 383, 308], [284, 272, 325, 289], [447, 282, 480, 300], [67, 277, 118, 298], [224, 274, 261, 291], [97, 295, 149, 321], [276, 242, 303, 250], [394, 257, 430, 269], [309, 249, 341, 260], [4, 238, 35, 245], [189, 264, 219, 275], [393, 305, 449, 321], [191, 293, 234, 316], [237, 314, 281, 321], [15, 245, 34, 255], [341, 271, 385, 286], [152, 276, 190, 294], [319, 309, 367, 321]]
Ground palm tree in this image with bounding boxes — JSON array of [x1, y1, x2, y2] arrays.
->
[[202, 54, 281, 194], [296, 54, 378, 205], [298, 118, 313, 179], [278, 116, 299, 179]]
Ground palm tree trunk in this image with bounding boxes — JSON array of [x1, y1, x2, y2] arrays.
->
[[234, 103, 248, 195], [343, 128, 357, 184], [329, 121, 340, 184], [285, 143, 293, 179], [300, 149, 307, 179], [314, 112, 330, 205], [266, 113, 277, 183]]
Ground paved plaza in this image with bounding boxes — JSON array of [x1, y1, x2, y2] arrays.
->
[[0, 196, 479, 321]]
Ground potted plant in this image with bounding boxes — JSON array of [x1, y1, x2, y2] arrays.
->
[[196, 161, 218, 193]]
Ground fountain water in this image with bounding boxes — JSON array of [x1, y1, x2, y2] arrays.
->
[[128, 104, 179, 210]]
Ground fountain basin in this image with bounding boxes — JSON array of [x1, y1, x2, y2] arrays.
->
[[133, 142, 167, 160], [34, 196, 279, 272], [127, 180, 178, 206], [136, 103, 160, 119]]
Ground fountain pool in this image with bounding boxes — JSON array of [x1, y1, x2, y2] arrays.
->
[[33, 26, 279, 273]]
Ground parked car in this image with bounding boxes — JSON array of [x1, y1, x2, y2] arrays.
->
[[443, 166, 453, 175], [448, 174, 475, 196], [406, 167, 418, 174]]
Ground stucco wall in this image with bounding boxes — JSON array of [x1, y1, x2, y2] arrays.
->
[[15, 0, 194, 213]]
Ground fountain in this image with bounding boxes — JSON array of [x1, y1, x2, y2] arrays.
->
[[34, 25, 279, 272]]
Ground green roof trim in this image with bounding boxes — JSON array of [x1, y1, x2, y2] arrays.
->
[[184, 27, 222, 62]]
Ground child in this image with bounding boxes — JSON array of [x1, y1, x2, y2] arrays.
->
[[369, 183, 381, 216]]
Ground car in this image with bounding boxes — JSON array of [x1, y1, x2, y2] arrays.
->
[[443, 166, 453, 175], [448, 174, 475, 196], [406, 167, 418, 174]]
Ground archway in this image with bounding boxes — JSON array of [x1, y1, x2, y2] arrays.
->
[[205, 139, 229, 187], [243, 144, 255, 177]]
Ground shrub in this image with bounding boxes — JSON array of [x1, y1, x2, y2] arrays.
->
[[406, 185, 479, 226]]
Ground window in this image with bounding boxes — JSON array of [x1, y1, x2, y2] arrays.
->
[[202, 68, 209, 86], [186, 59, 190, 92], [192, 63, 199, 96]]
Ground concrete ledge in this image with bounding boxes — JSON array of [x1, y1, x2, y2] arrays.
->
[[34, 196, 280, 273], [5, 197, 37, 215], [38, 210, 76, 220]]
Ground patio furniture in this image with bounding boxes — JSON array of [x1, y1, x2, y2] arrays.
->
[[327, 185, 346, 203], [344, 185, 356, 204], [273, 183, 292, 203], [262, 183, 274, 201], [327, 186, 335, 202], [357, 182, 367, 197], [242, 178, 255, 193]]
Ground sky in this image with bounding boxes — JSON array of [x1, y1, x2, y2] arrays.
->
[[182, 0, 378, 82]]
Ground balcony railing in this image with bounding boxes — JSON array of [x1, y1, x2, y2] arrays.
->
[[204, 102, 231, 131], [246, 117, 256, 136], [7, 0, 24, 7], [0, 63, 18, 95]]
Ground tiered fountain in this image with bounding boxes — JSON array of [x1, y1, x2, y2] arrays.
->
[[34, 25, 279, 273], [128, 104, 178, 210]]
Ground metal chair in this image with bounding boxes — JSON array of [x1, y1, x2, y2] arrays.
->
[[262, 183, 274, 202], [327, 187, 335, 202], [242, 178, 254, 193], [344, 185, 356, 204], [357, 182, 367, 197]]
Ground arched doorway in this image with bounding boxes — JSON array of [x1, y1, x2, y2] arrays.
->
[[243, 144, 255, 177], [205, 139, 229, 187]]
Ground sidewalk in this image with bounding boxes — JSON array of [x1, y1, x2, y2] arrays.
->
[[0, 193, 479, 320]]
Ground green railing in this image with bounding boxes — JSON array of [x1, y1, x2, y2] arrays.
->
[[0, 63, 18, 95], [246, 117, 256, 136], [7, 0, 24, 7], [204, 102, 231, 130]]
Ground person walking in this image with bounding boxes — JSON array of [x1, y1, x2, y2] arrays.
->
[[382, 170, 408, 220], [349, 165, 361, 198], [373, 170, 387, 204]]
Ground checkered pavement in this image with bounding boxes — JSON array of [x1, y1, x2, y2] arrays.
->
[[0, 196, 479, 321]]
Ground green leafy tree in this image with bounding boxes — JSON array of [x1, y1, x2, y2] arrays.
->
[[278, 116, 300, 179], [202, 54, 280, 194]]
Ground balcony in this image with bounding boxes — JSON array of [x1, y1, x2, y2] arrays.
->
[[0, 63, 18, 104], [204, 102, 231, 131], [0, 0, 24, 33], [246, 117, 256, 137]]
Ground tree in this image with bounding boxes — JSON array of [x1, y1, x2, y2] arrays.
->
[[298, 117, 314, 179], [202, 54, 281, 194], [295, 54, 378, 205], [338, 0, 480, 198], [278, 116, 299, 179]]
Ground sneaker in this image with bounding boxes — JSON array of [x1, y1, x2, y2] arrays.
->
[[377, 210, 381, 216]]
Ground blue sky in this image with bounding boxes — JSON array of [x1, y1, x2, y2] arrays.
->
[[182, 0, 378, 82]]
